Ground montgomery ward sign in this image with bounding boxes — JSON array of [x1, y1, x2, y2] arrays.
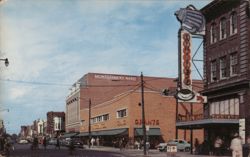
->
[[94, 74, 137, 81]]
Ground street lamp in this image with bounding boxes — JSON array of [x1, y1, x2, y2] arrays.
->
[[0, 58, 9, 67]]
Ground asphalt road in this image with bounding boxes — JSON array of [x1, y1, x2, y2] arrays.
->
[[8, 143, 127, 157]]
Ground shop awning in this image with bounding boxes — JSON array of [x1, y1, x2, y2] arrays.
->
[[176, 118, 239, 129], [77, 128, 128, 137], [134, 128, 161, 136], [61, 132, 78, 138]]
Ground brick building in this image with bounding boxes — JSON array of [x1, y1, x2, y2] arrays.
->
[[66, 73, 203, 148], [202, 0, 250, 143], [175, 0, 250, 155], [46, 111, 65, 137]]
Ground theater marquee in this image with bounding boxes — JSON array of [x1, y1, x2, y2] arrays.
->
[[175, 5, 207, 103]]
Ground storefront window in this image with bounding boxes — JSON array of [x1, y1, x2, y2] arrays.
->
[[209, 98, 239, 117]]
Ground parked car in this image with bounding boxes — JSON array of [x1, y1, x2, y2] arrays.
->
[[18, 139, 29, 144], [48, 138, 57, 145], [157, 143, 168, 152], [158, 139, 190, 152], [72, 139, 83, 148], [167, 139, 190, 152]]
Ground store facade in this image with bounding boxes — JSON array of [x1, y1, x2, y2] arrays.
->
[[66, 73, 203, 148]]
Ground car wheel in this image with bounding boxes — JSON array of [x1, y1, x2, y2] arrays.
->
[[185, 147, 190, 152]]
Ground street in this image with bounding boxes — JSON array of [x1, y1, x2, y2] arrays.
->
[[7, 143, 231, 157], [8, 144, 127, 157]]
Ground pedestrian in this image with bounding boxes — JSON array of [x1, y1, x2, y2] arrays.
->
[[243, 136, 250, 157], [33, 136, 39, 150], [96, 137, 100, 147], [214, 136, 223, 156], [230, 133, 242, 157], [91, 137, 95, 147], [134, 140, 140, 150], [119, 138, 124, 151], [194, 138, 199, 154], [43, 136, 47, 150], [69, 139, 75, 155], [55, 137, 60, 150]]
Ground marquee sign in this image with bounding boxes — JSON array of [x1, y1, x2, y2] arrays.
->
[[175, 5, 205, 35], [181, 31, 192, 91], [175, 5, 207, 103]]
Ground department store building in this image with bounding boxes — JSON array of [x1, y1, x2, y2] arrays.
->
[[65, 73, 203, 147]]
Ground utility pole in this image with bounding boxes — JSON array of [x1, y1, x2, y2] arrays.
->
[[140, 72, 147, 155], [88, 98, 91, 148]]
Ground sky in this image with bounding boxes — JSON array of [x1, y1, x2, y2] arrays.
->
[[0, 0, 212, 134]]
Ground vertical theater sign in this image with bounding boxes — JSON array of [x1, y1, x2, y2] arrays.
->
[[175, 5, 207, 103]]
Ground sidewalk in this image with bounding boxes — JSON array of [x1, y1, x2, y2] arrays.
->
[[84, 145, 231, 157]]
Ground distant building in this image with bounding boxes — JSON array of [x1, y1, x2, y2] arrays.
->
[[66, 73, 204, 147], [46, 111, 65, 137], [20, 126, 28, 139], [0, 120, 4, 135], [33, 119, 46, 136]]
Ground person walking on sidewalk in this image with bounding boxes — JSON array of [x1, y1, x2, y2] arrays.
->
[[230, 133, 242, 157], [55, 137, 60, 150], [214, 136, 223, 156], [91, 137, 95, 147], [43, 136, 47, 150]]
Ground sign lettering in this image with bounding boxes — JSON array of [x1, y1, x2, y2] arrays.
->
[[135, 119, 159, 126]]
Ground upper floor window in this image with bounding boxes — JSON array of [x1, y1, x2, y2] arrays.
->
[[230, 12, 237, 35], [211, 60, 217, 82], [230, 53, 238, 76], [117, 109, 127, 118], [220, 57, 227, 79], [220, 18, 227, 40], [90, 113, 110, 124], [210, 23, 217, 44]]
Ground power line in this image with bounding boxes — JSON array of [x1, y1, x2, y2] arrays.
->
[[0, 78, 72, 87], [0, 78, 139, 88]]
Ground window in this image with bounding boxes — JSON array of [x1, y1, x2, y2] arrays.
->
[[211, 60, 217, 82], [103, 114, 109, 121], [90, 114, 110, 124], [209, 98, 239, 116], [230, 12, 237, 35], [210, 23, 217, 44], [117, 109, 127, 118], [230, 53, 238, 76], [220, 57, 226, 79], [220, 18, 227, 40]]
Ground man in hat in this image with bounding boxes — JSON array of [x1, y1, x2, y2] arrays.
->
[[230, 133, 243, 157]]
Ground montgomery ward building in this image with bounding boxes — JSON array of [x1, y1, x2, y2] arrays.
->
[[66, 73, 203, 148]]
